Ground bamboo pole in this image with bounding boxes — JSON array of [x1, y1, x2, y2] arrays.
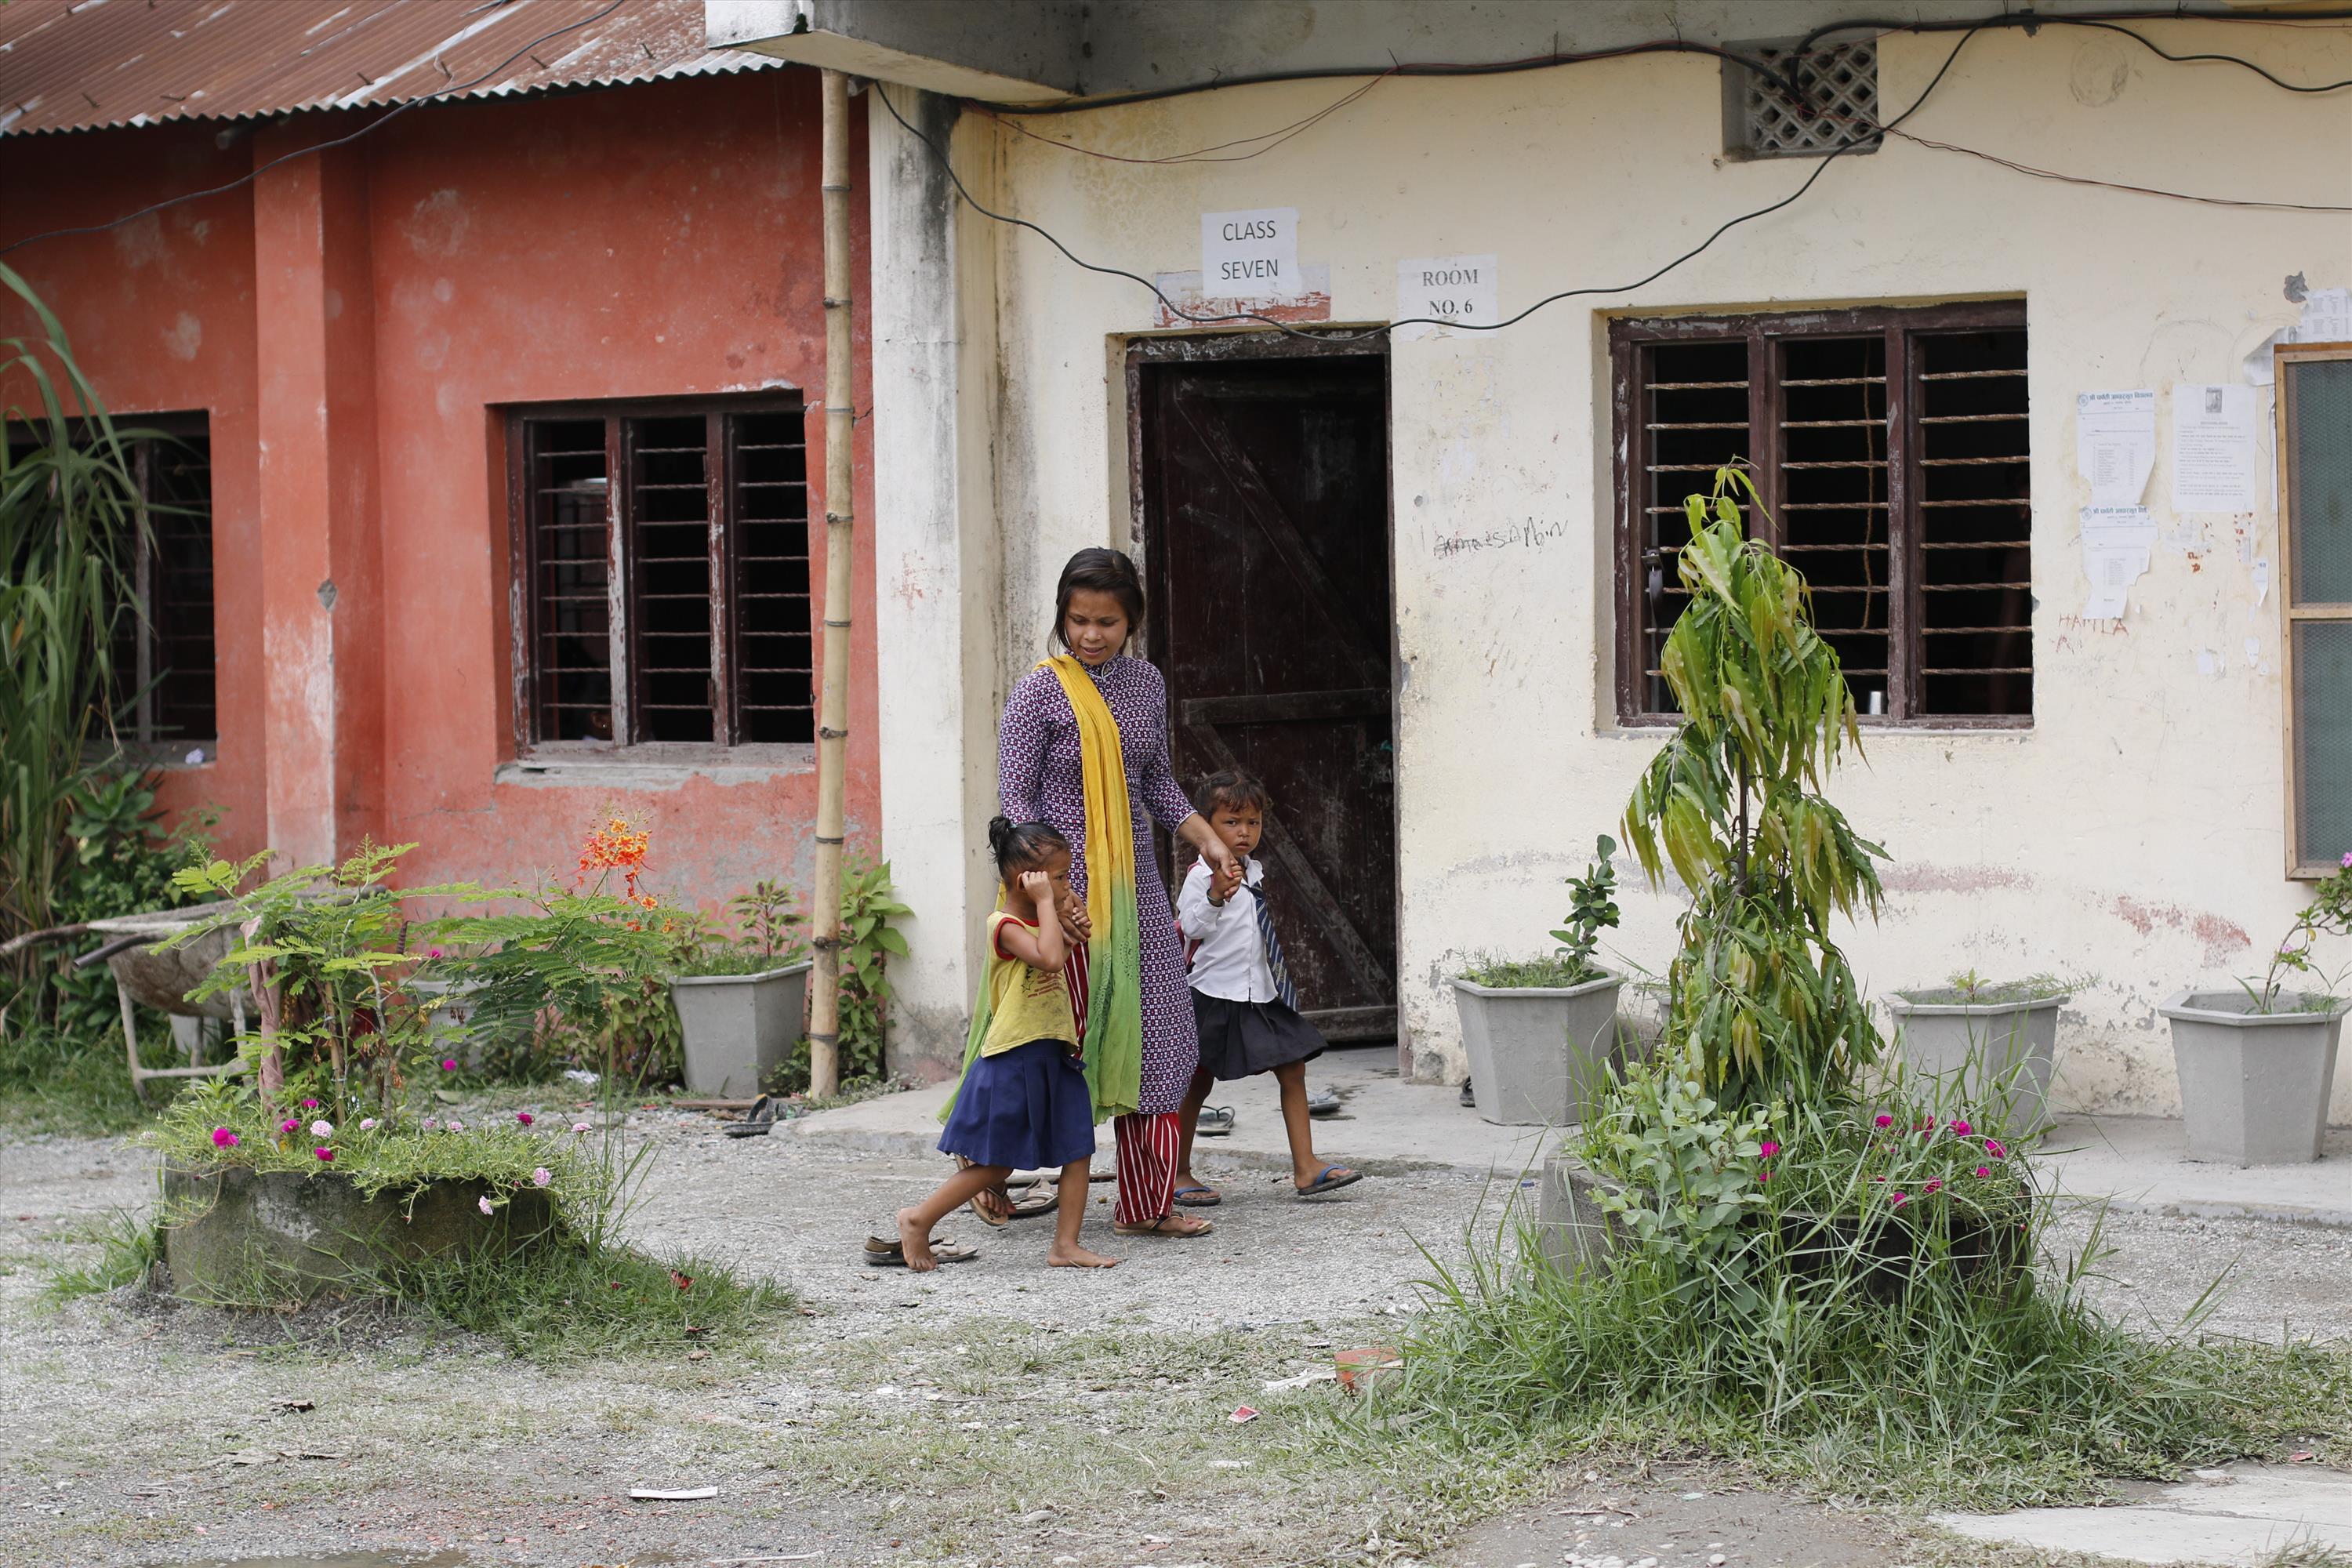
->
[[808, 67, 855, 1098]]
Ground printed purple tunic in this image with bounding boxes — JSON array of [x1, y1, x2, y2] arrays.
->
[[1000, 655, 1200, 1114]]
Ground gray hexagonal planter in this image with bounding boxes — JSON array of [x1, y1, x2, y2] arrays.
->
[[2158, 989, 2348, 1166], [672, 960, 811, 1098], [1450, 970, 1624, 1127], [161, 1163, 558, 1303], [1883, 988, 2067, 1130]]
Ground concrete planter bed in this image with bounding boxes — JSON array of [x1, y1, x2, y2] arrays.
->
[[2158, 989, 2348, 1167], [1450, 970, 1626, 1127], [1883, 988, 2067, 1130], [671, 960, 811, 1097], [1535, 1149, 2029, 1300], [161, 1161, 561, 1303]]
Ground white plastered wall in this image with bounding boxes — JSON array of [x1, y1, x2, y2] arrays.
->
[[903, 24, 2352, 1120]]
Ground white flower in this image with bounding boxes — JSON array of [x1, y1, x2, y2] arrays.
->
[[309, 1120, 333, 1138], [571, 1122, 591, 1135], [477, 1196, 493, 1216], [358, 1118, 379, 1131], [531, 1167, 552, 1188]]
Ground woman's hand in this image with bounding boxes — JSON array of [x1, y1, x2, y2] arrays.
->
[[1057, 886, 1093, 946], [1176, 811, 1243, 892]]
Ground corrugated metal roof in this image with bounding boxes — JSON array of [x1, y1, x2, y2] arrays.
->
[[0, 0, 786, 138]]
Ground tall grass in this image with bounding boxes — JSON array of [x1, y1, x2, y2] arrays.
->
[[0, 262, 147, 946], [1378, 1195, 2352, 1509]]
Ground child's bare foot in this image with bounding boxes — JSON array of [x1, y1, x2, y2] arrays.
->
[[1048, 1242, 1121, 1269], [895, 1207, 938, 1272]]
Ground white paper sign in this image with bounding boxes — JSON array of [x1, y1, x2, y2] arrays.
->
[[1394, 254, 1499, 341], [2245, 287, 2351, 386], [2172, 384, 2259, 513], [1200, 208, 1300, 302], [2079, 505, 2155, 621], [2075, 390, 2154, 506]]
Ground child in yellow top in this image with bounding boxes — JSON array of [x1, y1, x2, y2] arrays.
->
[[896, 818, 1120, 1272]]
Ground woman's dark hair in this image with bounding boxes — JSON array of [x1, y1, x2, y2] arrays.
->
[[988, 815, 1071, 876], [1051, 547, 1145, 652], [1195, 770, 1270, 816]]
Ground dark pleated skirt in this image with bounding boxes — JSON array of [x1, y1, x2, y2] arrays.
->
[[937, 1039, 1098, 1171], [1193, 991, 1327, 1083]]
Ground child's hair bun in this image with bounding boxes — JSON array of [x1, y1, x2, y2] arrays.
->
[[986, 815, 1018, 863]]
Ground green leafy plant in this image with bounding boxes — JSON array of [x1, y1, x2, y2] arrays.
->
[[2245, 855, 2352, 1013], [1583, 1046, 1776, 1279], [1621, 465, 1886, 1105], [1904, 967, 2070, 1007], [730, 877, 806, 962], [0, 264, 149, 949], [1459, 836, 1621, 989], [835, 854, 909, 1081]]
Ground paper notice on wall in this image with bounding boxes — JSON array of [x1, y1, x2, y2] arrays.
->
[[1200, 208, 1301, 302], [1394, 255, 1499, 342], [2254, 556, 2272, 606], [2075, 390, 2155, 506], [2172, 384, 2259, 513], [2078, 505, 2154, 620], [2245, 287, 2352, 385]]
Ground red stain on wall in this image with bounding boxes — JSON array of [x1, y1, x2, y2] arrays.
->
[[0, 71, 877, 909], [2111, 895, 2251, 964]]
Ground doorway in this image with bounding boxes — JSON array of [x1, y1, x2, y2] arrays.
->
[[1131, 339, 1398, 1044]]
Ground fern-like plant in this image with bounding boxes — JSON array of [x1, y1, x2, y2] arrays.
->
[[1621, 466, 1886, 1107]]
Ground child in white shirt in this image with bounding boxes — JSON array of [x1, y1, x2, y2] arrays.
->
[[1170, 771, 1363, 1203]]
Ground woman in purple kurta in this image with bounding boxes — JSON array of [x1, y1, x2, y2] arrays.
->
[[999, 548, 1241, 1236]]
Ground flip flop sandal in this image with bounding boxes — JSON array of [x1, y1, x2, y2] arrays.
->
[[1296, 1166, 1363, 1198], [862, 1236, 979, 1267], [1305, 1088, 1341, 1119], [1005, 1189, 1058, 1221], [1171, 1185, 1221, 1208], [1196, 1106, 1236, 1137], [724, 1094, 779, 1136], [1113, 1213, 1214, 1238]]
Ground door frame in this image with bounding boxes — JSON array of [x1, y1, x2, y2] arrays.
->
[[1120, 329, 1407, 1066]]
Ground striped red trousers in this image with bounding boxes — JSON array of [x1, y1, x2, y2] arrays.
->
[[1062, 940, 1178, 1226]]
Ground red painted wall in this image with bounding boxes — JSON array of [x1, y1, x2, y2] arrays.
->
[[0, 68, 877, 912]]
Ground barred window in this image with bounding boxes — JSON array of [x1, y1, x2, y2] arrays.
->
[[1611, 303, 2032, 726], [508, 397, 812, 751]]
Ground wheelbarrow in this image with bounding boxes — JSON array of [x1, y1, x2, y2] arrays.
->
[[76, 902, 250, 1100]]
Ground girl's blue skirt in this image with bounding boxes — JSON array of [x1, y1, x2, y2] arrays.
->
[[937, 1039, 1098, 1172]]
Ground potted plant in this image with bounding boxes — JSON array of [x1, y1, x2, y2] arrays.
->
[[1450, 836, 1624, 1127], [2158, 857, 2352, 1166], [668, 880, 811, 1098], [1883, 971, 2069, 1130], [1544, 466, 1886, 1265]]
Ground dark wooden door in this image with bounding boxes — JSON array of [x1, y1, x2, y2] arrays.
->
[[1138, 352, 1396, 1040]]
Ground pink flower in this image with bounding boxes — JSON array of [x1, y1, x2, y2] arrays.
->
[[1924, 1178, 1943, 1195], [477, 1196, 493, 1216], [279, 1117, 299, 1134], [301, 1098, 318, 1110], [314, 1147, 335, 1163], [1758, 1169, 1771, 1184], [1976, 1165, 1992, 1178], [359, 1118, 379, 1131], [446, 1120, 464, 1132], [2341, 852, 2350, 869], [310, 1120, 333, 1138], [571, 1122, 591, 1135], [1949, 1120, 1972, 1135], [531, 1167, 552, 1188], [1758, 1141, 1781, 1159], [1871, 1174, 1886, 1183], [441, 1058, 458, 1072], [516, 1112, 533, 1127], [427, 947, 445, 959], [422, 1117, 438, 1131], [1874, 1114, 1893, 1128], [1984, 1138, 2008, 1160], [1890, 1191, 1910, 1207], [211, 1127, 238, 1149]]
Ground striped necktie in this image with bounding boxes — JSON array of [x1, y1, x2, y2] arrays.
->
[[1247, 883, 1298, 1011]]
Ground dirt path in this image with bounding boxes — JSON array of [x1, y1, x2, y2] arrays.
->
[[1, 1104, 2347, 1568]]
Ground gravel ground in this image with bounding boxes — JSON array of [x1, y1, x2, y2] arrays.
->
[[1, 1098, 2347, 1568]]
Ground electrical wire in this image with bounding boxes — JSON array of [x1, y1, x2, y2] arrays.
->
[[970, 70, 1395, 165], [0, 0, 632, 260], [1795, 12, 2352, 94], [874, 28, 1979, 342]]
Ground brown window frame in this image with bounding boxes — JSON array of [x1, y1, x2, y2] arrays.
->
[[504, 393, 813, 758], [2277, 341, 2352, 880], [1610, 299, 2032, 729]]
